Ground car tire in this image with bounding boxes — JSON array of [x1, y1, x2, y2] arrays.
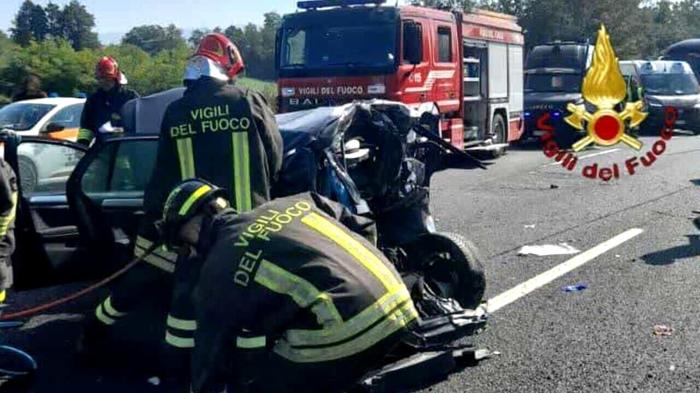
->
[[406, 232, 486, 310], [486, 114, 507, 159], [18, 156, 38, 195]]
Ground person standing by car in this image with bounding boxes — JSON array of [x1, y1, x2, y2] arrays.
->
[[79, 34, 283, 383], [155, 179, 417, 393], [0, 157, 18, 304], [11, 73, 47, 102], [77, 57, 139, 147]]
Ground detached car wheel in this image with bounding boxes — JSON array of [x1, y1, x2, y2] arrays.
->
[[18, 156, 38, 195], [406, 232, 486, 310]]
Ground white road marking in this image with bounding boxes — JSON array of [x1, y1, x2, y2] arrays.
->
[[543, 148, 620, 167], [487, 228, 644, 313]]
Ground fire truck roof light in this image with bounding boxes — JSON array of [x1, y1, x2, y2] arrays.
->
[[297, 0, 387, 10]]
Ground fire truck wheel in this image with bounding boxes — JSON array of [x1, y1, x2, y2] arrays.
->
[[407, 232, 486, 310], [487, 114, 507, 159]]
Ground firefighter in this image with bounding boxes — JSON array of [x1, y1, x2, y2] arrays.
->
[[154, 179, 418, 393], [0, 158, 18, 304], [77, 56, 139, 146], [79, 34, 283, 380]]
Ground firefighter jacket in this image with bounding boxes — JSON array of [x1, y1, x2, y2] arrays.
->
[[189, 192, 419, 393], [133, 77, 283, 274], [0, 159, 17, 290], [78, 84, 139, 146]]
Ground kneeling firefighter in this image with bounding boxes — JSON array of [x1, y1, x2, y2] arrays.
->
[[156, 179, 420, 393]]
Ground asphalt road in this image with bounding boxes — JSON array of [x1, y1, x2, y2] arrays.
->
[[2, 131, 700, 393]]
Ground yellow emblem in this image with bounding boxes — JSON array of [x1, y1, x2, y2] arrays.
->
[[565, 25, 647, 152]]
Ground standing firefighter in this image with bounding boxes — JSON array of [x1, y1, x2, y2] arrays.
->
[[156, 179, 419, 393], [78, 57, 139, 146], [79, 34, 283, 383], [0, 159, 18, 304]]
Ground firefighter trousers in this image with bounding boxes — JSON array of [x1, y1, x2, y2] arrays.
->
[[86, 253, 198, 379], [227, 329, 407, 393]]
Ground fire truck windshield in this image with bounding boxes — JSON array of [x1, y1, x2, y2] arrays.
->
[[279, 9, 399, 77]]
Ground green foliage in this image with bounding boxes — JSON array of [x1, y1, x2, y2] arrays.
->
[[11, 0, 99, 50], [10, 0, 36, 46], [0, 39, 94, 96], [122, 24, 187, 56], [60, 0, 100, 50]]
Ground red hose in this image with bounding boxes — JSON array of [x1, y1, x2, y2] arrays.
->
[[0, 248, 154, 320]]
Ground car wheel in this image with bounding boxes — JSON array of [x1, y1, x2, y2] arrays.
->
[[486, 114, 507, 159], [18, 156, 38, 195], [406, 232, 486, 310]]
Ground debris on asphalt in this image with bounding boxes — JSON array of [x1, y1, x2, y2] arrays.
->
[[518, 243, 580, 256], [550, 184, 559, 189], [670, 365, 676, 371], [562, 283, 588, 292], [524, 224, 536, 229], [147, 377, 161, 386], [652, 325, 674, 336], [615, 254, 621, 258]]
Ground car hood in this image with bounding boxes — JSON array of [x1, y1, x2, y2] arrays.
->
[[525, 92, 583, 111], [646, 94, 700, 108]]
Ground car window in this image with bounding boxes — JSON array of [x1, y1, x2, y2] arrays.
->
[[17, 141, 85, 196], [43, 103, 84, 131], [81, 139, 158, 199], [0, 103, 55, 131]]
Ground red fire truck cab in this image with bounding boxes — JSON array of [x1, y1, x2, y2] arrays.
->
[[275, 0, 525, 157]]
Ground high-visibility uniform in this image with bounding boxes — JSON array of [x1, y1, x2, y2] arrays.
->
[[78, 84, 139, 146], [0, 159, 17, 301], [90, 77, 283, 361], [188, 192, 418, 393]]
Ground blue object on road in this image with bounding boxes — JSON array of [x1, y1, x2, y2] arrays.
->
[[562, 283, 588, 292]]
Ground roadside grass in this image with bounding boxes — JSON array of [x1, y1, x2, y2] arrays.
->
[[238, 77, 278, 112]]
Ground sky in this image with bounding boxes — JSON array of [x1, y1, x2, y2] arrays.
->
[[0, 0, 300, 43]]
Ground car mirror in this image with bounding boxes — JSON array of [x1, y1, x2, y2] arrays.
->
[[44, 123, 65, 133]]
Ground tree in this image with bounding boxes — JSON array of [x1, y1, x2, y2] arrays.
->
[[122, 24, 187, 56], [45, 2, 64, 39], [189, 28, 210, 47], [29, 3, 48, 41], [10, 0, 36, 47], [60, 0, 100, 50]]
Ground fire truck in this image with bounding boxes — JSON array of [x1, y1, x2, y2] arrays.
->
[[275, 0, 525, 157]]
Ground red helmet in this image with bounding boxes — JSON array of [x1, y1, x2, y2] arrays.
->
[[195, 33, 244, 79], [96, 56, 127, 84]]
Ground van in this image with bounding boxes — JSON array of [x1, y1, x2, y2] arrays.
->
[[620, 60, 700, 135], [523, 41, 594, 147]]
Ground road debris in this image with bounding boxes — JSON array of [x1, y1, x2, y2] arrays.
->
[[670, 365, 676, 371], [524, 224, 536, 229], [550, 184, 559, 189], [147, 377, 161, 386], [615, 254, 621, 258], [562, 283, 588, 292], [652, 325, 674, 336], [518, 243, 580, 256]]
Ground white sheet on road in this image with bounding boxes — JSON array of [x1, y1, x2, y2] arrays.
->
[[518, 243, 581, 256]]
